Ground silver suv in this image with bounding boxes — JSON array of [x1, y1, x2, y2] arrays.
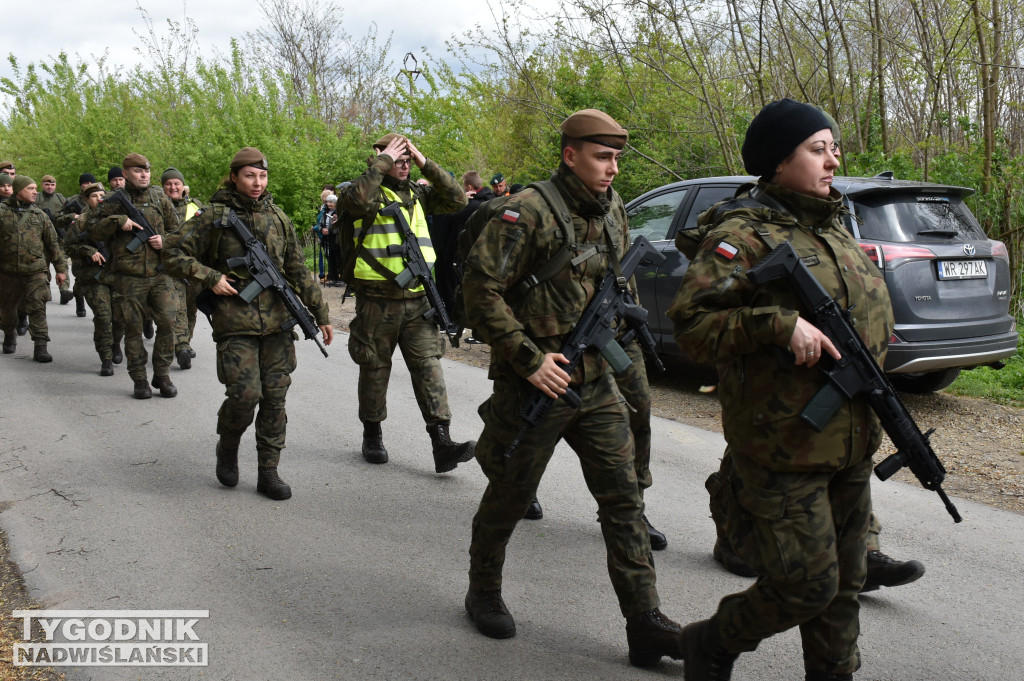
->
[[627, 173, 1019, 393]]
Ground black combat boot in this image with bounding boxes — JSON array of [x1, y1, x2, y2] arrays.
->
[[176, 347, 192, 370], [75, 293, 87, 317], [2, 334, 15, 354], [151, 375, 177, 398], [806, 673, 853, 681], [428, 422, 475, 473], [111, 342, 123, 364], [679, 618, 738, 680], [33, 343, 52, 363], [215, 438, 240, 487], [143, 319, 155, 339], [59, 289, 74, 305], [643, 514, 668, 551], [713, 539, 758, 578], [465, 589, 516, 639], [861, 550, 925, 592], [524, 497, 543, 520], [256, 466, 292, 500], [100, 360, 114, 376], [133, 378, 153, 399], [16, 315, 29, 336], [626, 608, 685, 667], [361, 421, 388, 464]]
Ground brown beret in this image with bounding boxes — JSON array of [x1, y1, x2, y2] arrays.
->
[[41, 174, 56, 183], [0, 160, 14, 172], [123, 153, 150, 170], [82, 182, 104, 198], [13, 175, 35, 194], [373, 133, 403, 150], [230, 147, 268, 172], [560, 109, 628, 149], [0, 174, 12, 186]]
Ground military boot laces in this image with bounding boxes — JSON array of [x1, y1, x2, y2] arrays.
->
[[643, 514, 668, 551], [256, 467, 292, 500], [151, 375, 177, 398], [862, 550, 925, 592], [626, 608, 684, 667], [215, 440, 240, 488], [33, 343, 52, 363], [429, 422, 475, 473], [133, 378, 153, 400], [465, 589, 516, 639], [361, 421, 388, 464], [679, 619, 737, 680]]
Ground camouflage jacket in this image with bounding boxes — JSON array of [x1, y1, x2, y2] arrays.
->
[[162, 187, 329, 342], [463, 164, 629, 382], [339, 155, 467, 299], [63, 206, 105, 280], [84, 184, 179, 278], [36, 191, 66, 220], [169, 196, 203, 225], [667, 181, 893, 472], [0, 197, 67, 275]]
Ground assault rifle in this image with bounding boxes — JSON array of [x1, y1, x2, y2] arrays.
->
[[102, 189, 159, 253], [504, 235, 666, 457], [221, 210, 328, 357], [380, 201, 461, 347], [74, 231, 111, 281], [747, 241, 962, 523]]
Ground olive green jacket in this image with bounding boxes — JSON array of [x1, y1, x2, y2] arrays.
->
[[84, 184, 179, 278], [0, 198, 67, 275]]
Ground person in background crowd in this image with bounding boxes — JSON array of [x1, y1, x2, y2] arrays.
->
[[36, 174, 74, 305], [162, 167, 203, 369], [107, 167, 126, 191], [0, 161, 15, 177], [489, 172, 508, 197]]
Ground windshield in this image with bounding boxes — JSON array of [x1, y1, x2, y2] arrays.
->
[[852, 193, 985, 243]]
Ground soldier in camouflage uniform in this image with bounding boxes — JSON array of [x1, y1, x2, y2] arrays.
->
[[0, 175, 68, 362], [63, 183, 124, 376], [162, 167, 203, 369], [461, 109, 686, 667], [339, 133, 475, 474], [667, 99, 894, 681], [163, 147, 333, 501], [85, 153, 180, 400], [0, 173, 12, 198]]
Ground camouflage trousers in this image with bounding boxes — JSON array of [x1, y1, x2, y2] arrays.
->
[[711, 450, 873, 676], [80, 278, 125, 361], [0, 271, 52, 343], [215, 332, 296, 467], [347, 293, 450, 426], [172, 278, 201, 352], [113, 273, 177, 381], [614, 341, 652, 494], [469, 371, 660, 618]]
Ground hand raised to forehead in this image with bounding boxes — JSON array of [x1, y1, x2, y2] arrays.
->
[[380, 136, 408, 161]]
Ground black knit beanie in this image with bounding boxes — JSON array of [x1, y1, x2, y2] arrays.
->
[[79, 172, 98, 185], [741, 99, 831, 179]]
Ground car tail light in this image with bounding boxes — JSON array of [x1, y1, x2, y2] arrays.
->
[[859, 243, 935, 270], [889, 333, 902, 344], [991, 240, 1009, 264]]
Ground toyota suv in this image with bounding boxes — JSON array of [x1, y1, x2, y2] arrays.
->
[[627, 173, 1019, 392]]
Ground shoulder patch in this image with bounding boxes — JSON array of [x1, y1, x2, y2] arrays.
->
[[714, 240, 739, 260], [194, 208, 205, 217], [500, 209, 520, 224]]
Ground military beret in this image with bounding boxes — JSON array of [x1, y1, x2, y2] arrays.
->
[[0, 174, 12, 186], [373, 133, 403, 150], [741, 98, 831, 178], [41, 174, 56, 183], [123, 153, 150, 170], [79, 173, 98, 185], [0, 160, 14, 172], [107, 167, 123, 181], [13, 175, 35, 195], [161, 167, 185, 184], [560, 109, 629, 149], [230, 147, 268, 172], [490, 173, 504, 185], [82, 182, 104, 198]]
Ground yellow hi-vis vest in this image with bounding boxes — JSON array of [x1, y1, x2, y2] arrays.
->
[[352, 186, 434, 291], [185, 200, 200, 221]]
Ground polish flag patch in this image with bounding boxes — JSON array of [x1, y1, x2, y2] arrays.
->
[[714, 240, 738, 260], [501, 209, 520, 224]]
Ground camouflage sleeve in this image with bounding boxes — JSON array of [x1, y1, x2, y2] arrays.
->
[[83, 200, 127, 243], [281, 216, 330, 326], [420, 159, 468, 216], [462, 203, 546, 379], [42, 214, 67, 274], [62, 213, 97, 259], [161, 210, 222, 287], [161, 195, 181, 234], [339, 156, 389, 218], [666, 219, 798, 366]]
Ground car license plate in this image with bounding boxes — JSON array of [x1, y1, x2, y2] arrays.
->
[[937, 259, 988, 280]]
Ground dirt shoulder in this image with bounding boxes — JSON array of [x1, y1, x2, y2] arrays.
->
[[325, 285, 1024, 515]]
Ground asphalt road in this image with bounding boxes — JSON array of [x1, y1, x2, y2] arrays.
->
[[1, 293, 1021, 681]]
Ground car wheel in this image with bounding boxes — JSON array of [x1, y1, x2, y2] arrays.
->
[[888, 368, 961, 394]]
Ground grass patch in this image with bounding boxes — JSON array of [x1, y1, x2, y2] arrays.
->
[[947, 327, 1024, 407]]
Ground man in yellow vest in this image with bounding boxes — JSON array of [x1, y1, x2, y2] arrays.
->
[[339, 133, 475, 474]]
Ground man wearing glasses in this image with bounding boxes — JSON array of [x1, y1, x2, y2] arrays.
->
[[338, 134, 476, 475]]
